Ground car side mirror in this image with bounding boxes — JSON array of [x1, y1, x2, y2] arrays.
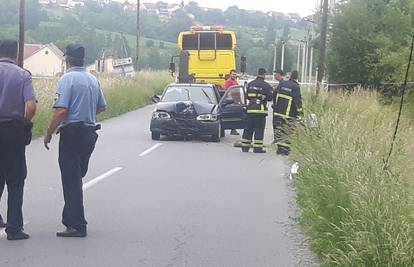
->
[[152, 95, 161, 103], [169, 62, 176, 73], [223, 98, 234, 105]]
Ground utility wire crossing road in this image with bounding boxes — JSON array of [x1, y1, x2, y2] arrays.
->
[[0, 105, 316, 267]]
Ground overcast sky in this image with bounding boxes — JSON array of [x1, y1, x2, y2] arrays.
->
[[125, 0, 320, 17]]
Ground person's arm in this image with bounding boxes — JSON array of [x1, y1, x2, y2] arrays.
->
[[44, 77, 70, 150], [22, 73, 37, 122], [25, 100, 37, 122], [265, 84, 273, 103], [44, 108, 67, 149], [97, 87, 106, 114], [293, 86, 303, 118]]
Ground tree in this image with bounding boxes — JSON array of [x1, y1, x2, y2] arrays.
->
[[328, 0, 414, 87]]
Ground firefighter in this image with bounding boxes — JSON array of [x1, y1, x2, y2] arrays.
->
[[241, 68, 273, 153], [273, 70, 303, 156]]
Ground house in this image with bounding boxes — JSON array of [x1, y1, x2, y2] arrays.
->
[[287, 13, 301, 23], [87, 57, 135, 77], [24, 43, 65, 77], [142, 3, 159, 15], [68, 0, 85, 8], [268, 11, 288, 20], [123, 1, 137, 12]]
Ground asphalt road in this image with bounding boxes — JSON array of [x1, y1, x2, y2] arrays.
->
[[0, 105, 316, 267]]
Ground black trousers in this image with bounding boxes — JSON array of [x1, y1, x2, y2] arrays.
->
[[58, 122, 98, 232], [273, 116, 295, 154], [0, 120, 27, 234], [241, 114, 266, 149]]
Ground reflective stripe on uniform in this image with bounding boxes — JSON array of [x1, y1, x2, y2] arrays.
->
[[248, 104, 267, 114], [275, 94, 293, 117], [241, 139, 252, 147], [276, 142, 291, 147], [273, 112, 295, 119]]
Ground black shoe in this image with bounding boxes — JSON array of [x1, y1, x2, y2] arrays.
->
[[241, 147, 250, 152], [0, 215, 6, 228], [56, 227, 87, 238], [7, 231, 30, 241], [230, 129, 240, 135], [277, 147, 290, 156], [233, 141, 243, 148], [253, 148, 266, 153]]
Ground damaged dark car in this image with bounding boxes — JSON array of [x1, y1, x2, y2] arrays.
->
[[150, 83, 223, 142]]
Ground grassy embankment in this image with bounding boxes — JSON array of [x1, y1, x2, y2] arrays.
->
[[32, 71, 173, 138], [290, 90, 414, 266]]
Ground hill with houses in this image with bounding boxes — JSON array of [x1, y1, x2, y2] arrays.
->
[[0, 0, 313, 75]]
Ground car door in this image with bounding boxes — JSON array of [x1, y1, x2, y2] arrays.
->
[[218, 85, 247, 130]]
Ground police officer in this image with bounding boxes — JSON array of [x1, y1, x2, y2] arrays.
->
[[44, 44, 106, 238], [0, 39, 37, 240], [273, 70, 303, 155], [241, 68, 273, 153]]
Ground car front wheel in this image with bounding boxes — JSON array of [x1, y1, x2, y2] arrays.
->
[[211, 123, 221, 142], [220, 121, 225, 138], [151, 131, 161, 140]]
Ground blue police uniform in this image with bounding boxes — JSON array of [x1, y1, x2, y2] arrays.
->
[[54, 54, 106, 234], [0, 41, 36, 237]]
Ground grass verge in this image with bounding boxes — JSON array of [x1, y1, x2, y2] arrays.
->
[[290, 90, 414, 266], [32, 71, 172, 138]]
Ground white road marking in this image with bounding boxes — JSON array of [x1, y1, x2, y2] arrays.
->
[[83, 167, 123, 191], [139, 143, 163, 157]]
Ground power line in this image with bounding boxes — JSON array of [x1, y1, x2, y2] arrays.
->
[[383, 32, 414, 170]]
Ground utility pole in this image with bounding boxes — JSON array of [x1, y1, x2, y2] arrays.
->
[[296, 43, 301, 70], [135, 0, 141, 71], [273, 42, 277, 72], [316, 0, 329, 95], [301, 39, 306, 82], [308, 28, 314, 83], [280, 41, 285, 70], [18, 0, 25, 68]]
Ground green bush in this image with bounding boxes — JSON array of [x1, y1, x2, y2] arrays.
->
[[32, 71, 172, 138], [291, 90, 414, 266]]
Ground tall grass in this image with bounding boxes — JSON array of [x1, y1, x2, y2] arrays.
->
[[290, 90, 414, 266], [32, 71, 172, 137]]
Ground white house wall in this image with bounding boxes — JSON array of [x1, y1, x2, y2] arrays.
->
[[24, 47, 64, 77]]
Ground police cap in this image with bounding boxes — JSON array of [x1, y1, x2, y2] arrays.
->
[[64, 44, 85, 60], [0, 39, 18, 56]]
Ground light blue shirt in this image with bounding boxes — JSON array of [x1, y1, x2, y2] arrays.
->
[[53, 67, 106, 126]]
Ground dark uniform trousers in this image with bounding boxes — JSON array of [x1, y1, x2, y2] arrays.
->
[[241, 114, 266, 150], [273, 116, 295, 155], [58, 122, 98, 233], [0, 120, 27, 234]]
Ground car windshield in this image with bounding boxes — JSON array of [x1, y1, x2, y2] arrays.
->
[[161, 86, 217, 104]]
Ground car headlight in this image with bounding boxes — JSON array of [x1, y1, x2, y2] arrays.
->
[[197, 114, 218, 121], [152, 111, 171, 120]]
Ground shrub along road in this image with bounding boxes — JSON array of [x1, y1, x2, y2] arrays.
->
[[0, 105, 316, 266]]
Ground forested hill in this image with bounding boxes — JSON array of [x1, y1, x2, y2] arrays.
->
[[0, 0, 308, 73]]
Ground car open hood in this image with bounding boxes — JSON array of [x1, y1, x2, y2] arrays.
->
[[156, 101, 216, 115]]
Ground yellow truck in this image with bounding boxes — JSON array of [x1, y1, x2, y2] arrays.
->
[[169, 26, 246, 88]]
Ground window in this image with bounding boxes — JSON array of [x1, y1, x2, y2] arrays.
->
[[225, 86, 245, 105], [182, 33, 233, 50], [162, 86, 217, 104]]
